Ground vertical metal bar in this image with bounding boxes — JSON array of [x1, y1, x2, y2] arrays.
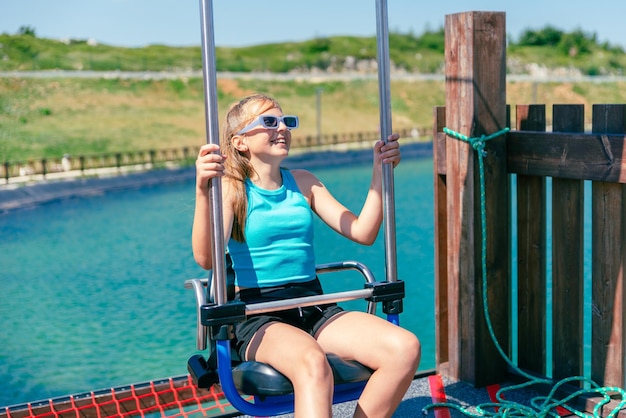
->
[[375, 0, 398, 283], [198, 0, 227, 305]]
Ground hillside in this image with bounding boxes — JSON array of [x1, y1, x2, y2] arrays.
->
[[2, 26, 626, 162], [2, 26, 625, 76]]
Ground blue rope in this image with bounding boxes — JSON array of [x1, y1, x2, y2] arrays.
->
[[422, 127, 626, 417]]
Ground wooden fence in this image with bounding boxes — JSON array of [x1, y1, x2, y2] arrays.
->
[[435, 102, 626, 380], [1, 128, 423, 183], [435, 11, 626, 415]]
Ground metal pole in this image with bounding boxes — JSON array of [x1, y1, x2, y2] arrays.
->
[[375, 0, 398, 283], [198, 0, 227, 305]]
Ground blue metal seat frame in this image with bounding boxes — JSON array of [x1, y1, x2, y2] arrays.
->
[[186, 260, 405, 416]]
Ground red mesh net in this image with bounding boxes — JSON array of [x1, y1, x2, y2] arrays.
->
[[2, 376, 239, 418]]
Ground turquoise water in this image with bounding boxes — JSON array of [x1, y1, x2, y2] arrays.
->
[[0, 157, 435, 407]]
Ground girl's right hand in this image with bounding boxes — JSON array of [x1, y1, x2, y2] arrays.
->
[[195, 143, 226, 193]]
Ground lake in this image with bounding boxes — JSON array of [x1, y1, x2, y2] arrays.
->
[[0, 156, 435, 407]]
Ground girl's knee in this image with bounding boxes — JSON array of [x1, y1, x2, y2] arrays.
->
[[407, 334, 422, 367], [389, 330, 421, 369], [293, 348, 333, 385]]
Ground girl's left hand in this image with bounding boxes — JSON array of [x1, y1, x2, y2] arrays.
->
[[375, 133, 401, 167]]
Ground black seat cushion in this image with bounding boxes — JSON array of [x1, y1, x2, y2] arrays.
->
[[232, 353, 372, 397]]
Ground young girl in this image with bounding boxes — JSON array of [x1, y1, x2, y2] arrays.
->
[[192, 93, 420, 418]]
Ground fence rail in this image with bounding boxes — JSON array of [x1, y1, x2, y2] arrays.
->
[[1, 147, 195, 183], [1, 127, 425, 184]]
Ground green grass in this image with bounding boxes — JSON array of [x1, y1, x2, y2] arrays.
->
[[3, 27, 626, 75], [0, 77, 441, 161], [3, 28, 626, 162], [4, 76, 626, 162]]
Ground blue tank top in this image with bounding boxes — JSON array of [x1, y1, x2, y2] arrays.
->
[[227, 168, 316, 288]]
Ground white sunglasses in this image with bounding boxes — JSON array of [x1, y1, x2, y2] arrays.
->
[[237, 115, 299, 135]]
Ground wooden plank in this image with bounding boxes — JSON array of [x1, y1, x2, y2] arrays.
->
[[434, 106, 447, 176], [444, 11, 508, 386], [444, 10, 473, 384], [551, 104, 585, 382], [591, 104, 626, 388], [515, 105, 547, 375], [506, 131, 626, 183], [433, 106, 449, 371]]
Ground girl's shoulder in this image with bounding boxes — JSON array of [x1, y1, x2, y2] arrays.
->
[[289, 168, 318, 185], [289, 169, 325, 200]]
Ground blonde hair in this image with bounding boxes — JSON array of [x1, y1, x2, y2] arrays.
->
[[221, 94, 282, 242]]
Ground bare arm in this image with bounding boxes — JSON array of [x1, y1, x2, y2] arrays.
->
[[294, 133, 401, 245], [191, 144, 233, 270]]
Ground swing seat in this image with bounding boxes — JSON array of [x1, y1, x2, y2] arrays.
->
[[185, 259, 390, 397], [188, 347, 373, 396], [191, 353, 372, 396], [187, 329, 373, 396]]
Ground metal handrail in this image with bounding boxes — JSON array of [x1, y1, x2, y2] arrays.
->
[[185, 278, 209, 350], [244, 289, 374, 316], [184, 260, 378, 350], [375, 0, 398, 285]]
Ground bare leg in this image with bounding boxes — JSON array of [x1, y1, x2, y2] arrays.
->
[[248, 322, 334, 418], [316, 311, 421, 418]]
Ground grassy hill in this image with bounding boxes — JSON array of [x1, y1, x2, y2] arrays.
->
[[2, 27, 626, 162], [4, 76, 626, 163], [3, 26, 625, 76]]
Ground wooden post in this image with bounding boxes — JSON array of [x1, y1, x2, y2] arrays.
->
[[551, 105, 585, 382], [433, 106, 448, 370], [443, 11, 509, 386], [591, 104, 626, 387], [516, 105, 547, 375]]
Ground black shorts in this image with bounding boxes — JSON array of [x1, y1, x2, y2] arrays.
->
[[233, 278, 344, 361]]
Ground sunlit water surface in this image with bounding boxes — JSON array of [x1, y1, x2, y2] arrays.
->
[[0, 157, 435, 406]]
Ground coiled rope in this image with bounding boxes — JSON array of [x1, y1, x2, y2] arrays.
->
[[422, 127, 626, 417]]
